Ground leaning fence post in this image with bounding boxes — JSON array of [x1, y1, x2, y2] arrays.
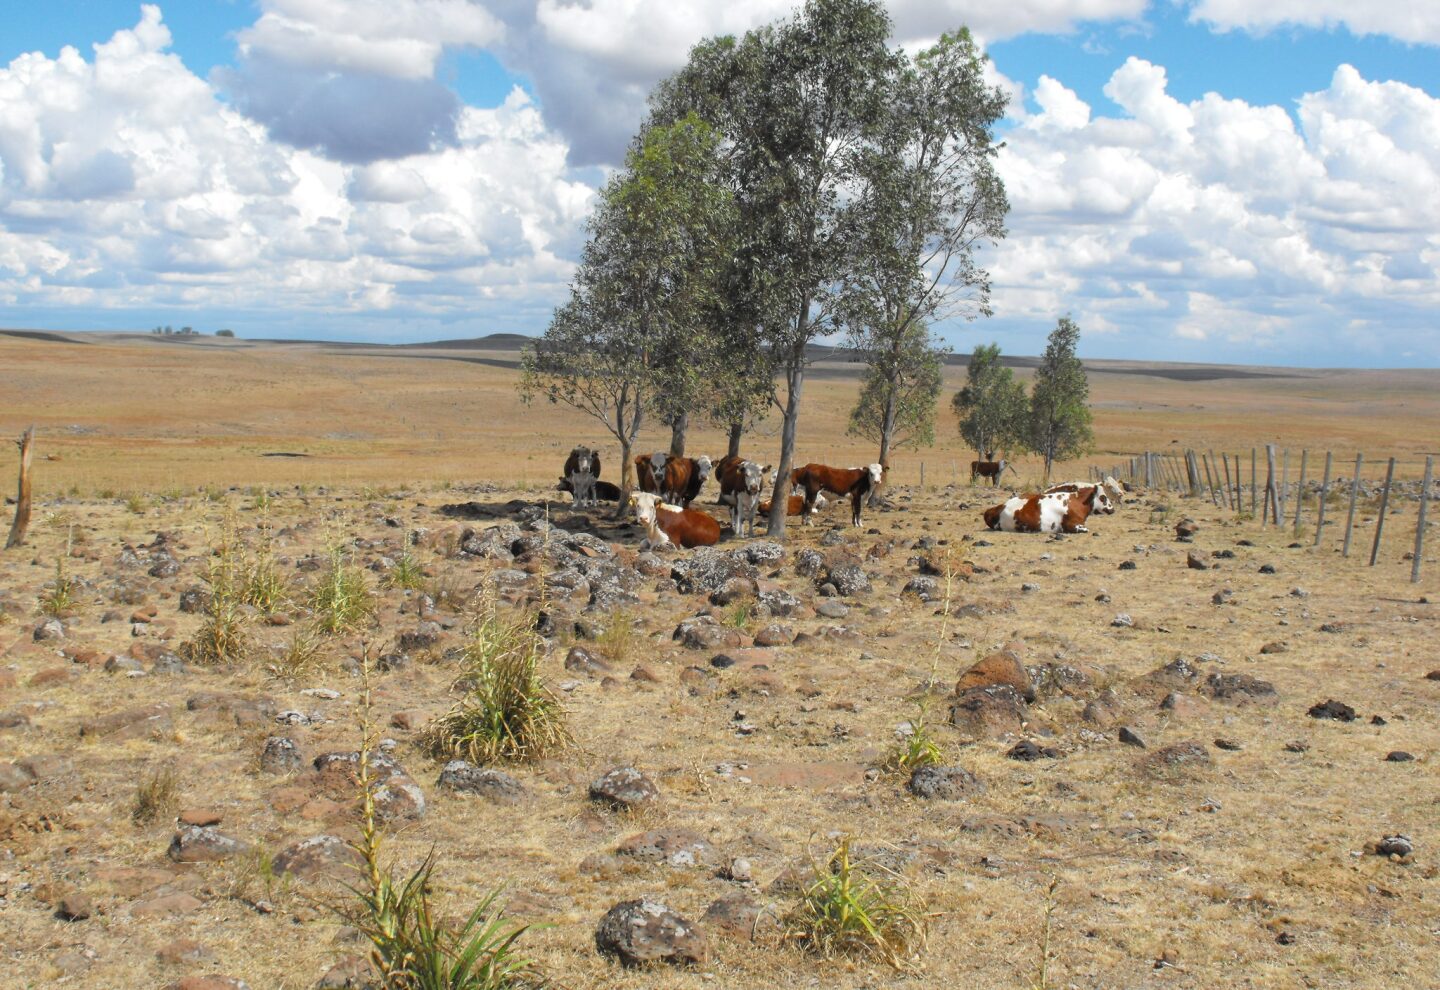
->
[[1292, 449, 1308, 532], [4, 426, 34, 550], [1313, 451, 1333, 547], [1220, 454, 1234, 513], [1342, 453, 1364, 557], [1369, 457, 1396, 566], [1414, 456, 1433, 584], [1264, 445, 1280, 526]]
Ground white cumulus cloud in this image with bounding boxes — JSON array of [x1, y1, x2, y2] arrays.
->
[[1187, 0, 1440, 46]]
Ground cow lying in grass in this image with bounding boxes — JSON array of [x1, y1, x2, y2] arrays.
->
[[983, 486, 1103, 534], [758, 493, 826, 519], [556, 478, 622, 502], [790, 462, 883, 527], [629, 491, 721, 549], [1045, 476, 1122, 513]]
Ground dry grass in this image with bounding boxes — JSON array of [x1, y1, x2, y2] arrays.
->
[[310, 544, 375, 635], [131, 764, 180, 825]]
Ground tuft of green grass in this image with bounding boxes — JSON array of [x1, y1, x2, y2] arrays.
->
[[183, 522, 250, 665], [387, 546, 427, 592], [37, 559, 80, 618], [132, 765, 180, 825], [884, 699, 946, 774], [591, 608, 637, 666], [347, 655, 537, 990], [723, 598, 755, 630], [310, 546, 375, 635], [784, 835, 927, 969], [422, 600, 571, 765]]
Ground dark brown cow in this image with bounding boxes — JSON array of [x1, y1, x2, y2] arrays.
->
[[789, 462, 884, 527], [970, 459, 1008, 484], [661, 454, 713, 508], [562, 446, 601, 506], [629, 492, 721, 549], [556, 478, 622, 502], [982, 487, 1100, 534]]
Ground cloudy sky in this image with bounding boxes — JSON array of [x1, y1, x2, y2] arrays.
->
[[1, 2, 1437, 367]]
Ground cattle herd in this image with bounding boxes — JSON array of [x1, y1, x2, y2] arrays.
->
[[560, 444, 1127, 545]]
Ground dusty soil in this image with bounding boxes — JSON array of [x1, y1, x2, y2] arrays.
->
[[1, 473, 1436, 989]]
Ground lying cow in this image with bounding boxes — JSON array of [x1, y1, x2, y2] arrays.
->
[[662, 454, 713, 508], [790, 463, 883, 527], [556, 477, 622, 502], [634, 451, 669, 495], [758, 492, 827, 518], [970, 459, 1009, 484], [715, 455, 771, 538], [629, 491, 720, 550], [983, 486, 1103, 534], [1045, 476, 1123, 513], [563, 446, 601, 506]]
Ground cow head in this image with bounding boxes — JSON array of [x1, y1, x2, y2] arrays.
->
[[982, 503, 1004, 530], [1091, 486, 1115, 514], [696, 455, 713, 482], [648, 451, 669, 477], [740, 460, 762, 494], [866, 463, 884, 488], [629, 491, 659, 526], [570, 446, 593, 476]]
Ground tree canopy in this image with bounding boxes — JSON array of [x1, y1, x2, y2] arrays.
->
[[952, 342, 1027, 461], [1027, 317, 1094, 478]]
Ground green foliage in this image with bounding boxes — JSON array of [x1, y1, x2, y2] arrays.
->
[[386, 546, 427, 592], [847, 323, 944, 457], [952, 342, 1029, 461], [350, 675, 534, 990], [884, 697, 946, 773], [216, 329, 235, 338], [310, 546, 374, 635], [37, 554, 79, 618], [1028, 317, 1094, 478], [124, 493, 148, 514], [422, 599, 571, 765], [184, 525, 250, 665], [785, 835, 927, 969]]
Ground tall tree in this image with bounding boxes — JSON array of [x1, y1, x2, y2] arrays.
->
[[847, 322, 943, 473], [520, 116, 734, 500], [842, 30, 1008, 469], [951, 342, 1027, 462], [1027, 317, 1094, 480]]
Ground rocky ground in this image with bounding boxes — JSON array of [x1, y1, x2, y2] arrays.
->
[[1, 481, 1436, 989]]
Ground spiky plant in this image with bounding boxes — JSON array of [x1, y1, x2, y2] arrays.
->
[[310, 543, 374, 635]]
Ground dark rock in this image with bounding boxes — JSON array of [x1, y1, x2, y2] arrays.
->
[[595, 898, 708, 967], [1372, 835, 1413, 859], [815, 600, 848, 619], [616, 829, 715, 868], [794, 549, 825, 578], [168, 826, 251, 863], [1006, 739, 1060, 761], [824, 562, 870, 596], [756, 586, 801, 617], [1118, 561, 1137, 571], [752, 624, 794, 647], [1186, 551, 1208, 570], [1175, 518, 1199, 541], [57, 891, 94, 920], [33, 618, 65, 642], [1082, 689, 1125, 727], [1201, 673, 1277, 704], [313, 752, 425, 821], [1143, 740, 1212, 775], [907, 764, 985, 800], [436, 762, 526, 804], [1385, 751, 1414, 762], [670, 548, 758, 596], [949, 684, 1027, 739], [702, 894, 767, 941], [260, 736, 303, 774], [564, 646, 611, 676], [1259, 641, 1289, 655], [272, 835, 362, 881], [589, 766, 660, 810], [1118, 726, 1147, 748], [1307, 699, 1356, 722], [178, 588, 209, 614], [1213, 738, 1243, 751], [1258, 564, 1276, 574]]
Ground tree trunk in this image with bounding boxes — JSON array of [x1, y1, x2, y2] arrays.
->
[[727, 421, 743, 459], [5, 427, 34, 550], [613, 401, 642, 520], [766, 352, 806, 540], [669, 411, 688, 458], [871, 384, 897, 507]]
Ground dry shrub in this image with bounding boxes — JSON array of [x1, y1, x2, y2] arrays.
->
[[132, 765, 180, 825], [266, 624, 331, 683]]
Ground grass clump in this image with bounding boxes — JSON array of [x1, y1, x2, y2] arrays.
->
[[183, 521, 250, 665], [422, 596, 570, 765], [310, 544, 374, 635], [591, 608, 637, 666], [387, 545, 427, 592], [784, 835, 926, 969], [37, 559, 80, 618], [266, 624, 332, 683], [124, 493, 148, 514], [132, 765, 180, 825], [349, 658, 536, 989], [884, 698, 946, 774]]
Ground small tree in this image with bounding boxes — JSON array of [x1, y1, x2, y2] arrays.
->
[[951, 342, 1026, 462], [847, 322, 943, 471], [216, 329, 235, 338], [1027, 317, 1094, 480]]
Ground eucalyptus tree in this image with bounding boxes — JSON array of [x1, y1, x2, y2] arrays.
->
[[520, 115, 735, 500], [952, 342, 1028, 462], [1027, 317, 1094, 480], [841, 29, 1008, 473], [846, 321, 943, 472]]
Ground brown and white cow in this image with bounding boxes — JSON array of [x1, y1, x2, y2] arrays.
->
[[983, 486, 1102, 534], [563, 446, 601, 506], [790, 463, 884, 527], [629, 492, 721, 549], [970, 459, 1009, 484], [556, 477, 622, 502], [1045, 476, 1122, 513], [758, 493, 827, 518], [634, 451, 669, 495], [662, 454, 713, 508], [715, 455, 771, 538]]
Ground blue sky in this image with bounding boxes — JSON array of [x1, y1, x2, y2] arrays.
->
[[1, 1, 1437, 367]]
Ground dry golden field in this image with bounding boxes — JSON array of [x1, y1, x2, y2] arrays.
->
[[0, 330, 1437, 990]]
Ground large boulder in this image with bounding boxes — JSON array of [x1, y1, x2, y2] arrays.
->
[[907, 765, 986, 800], [589, 766, 660, 810], [312, 751, 425, 821], [670, 549, 758, 596], [436, 761, 526, 804], [595, 898, 708, 967], [949, 684, 1028, 739], [956, 650, 1034, 702]]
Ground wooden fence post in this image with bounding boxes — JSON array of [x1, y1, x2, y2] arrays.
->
[[1232, 454, 1241, 511], [1250, 448, 1258, 516], [1278, 449, 1290, 523], [1220, 454, 1234, 512], [1369, 457, 1396, 566], [1144, 452, 1152, 488], [1414, 456, 1433, 584], [1342, 453, 1364, 557], [4, 427, 34, 550], [920, 462, 925, 490], [1292, 449, 1308, 531], [1264, 445, 1280, 526], [1313, 451, 1333, 547]]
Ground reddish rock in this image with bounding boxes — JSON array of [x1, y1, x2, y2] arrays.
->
[[389, 710, 426, 731], [703, 894, 768, 941], [178, 808, 223, 827], [272, 834, 363, 881], [956, 650, 1033, 701], [57, 890, 95, 920], [28, 666, 73, 687], [949, 684, 1028, 739], [130, 893, 204, 918], [156, 939, 214, 965]]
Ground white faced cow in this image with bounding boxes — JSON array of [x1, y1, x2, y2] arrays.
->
[[563, 446, 600, 507], [715, 455, 770, 538]]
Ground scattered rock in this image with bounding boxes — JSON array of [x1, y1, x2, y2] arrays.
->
[[1186, 551, 1208, 570], [168, 826, 252, 863], [907, 764, 985, 800], [1213, 738, 1243, 751], [1384, 751, 1414, 763], [436, 761, 526, 804], [595, 898, 708, 967], [1111, 612, 1134, 627], [616, 829, 715, 868], [1006, 739, 1060, 761], [272, 835, 362, 881], [1143, 740, 1212, 776], [1175, 519, 1198, 541], [1201, 673, 1277, 705], [702, 894, 767, 941], [260, 736, 303, 774], [589, 766, 660, 810], [956, 649, 1034, 702], [949, 684, 1028, 739], [313, 752, 426, 821], [1118, 726, 1147, 748], [1307, 699, 1356, 722], [1370, 835, 1413, 860], [57, 890, 95, 920]]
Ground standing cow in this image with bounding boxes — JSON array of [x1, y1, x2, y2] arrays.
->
[[662, 454, 713, 508], [634, 451, 669, 495], [715, 455, 769, 538], [563, 446, 601, 507], [970, 459, 1009, 484], [790, 463, 884, 528]]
